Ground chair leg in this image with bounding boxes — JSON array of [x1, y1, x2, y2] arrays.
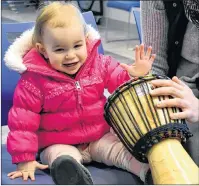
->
[[127, 9, 140, 51], [105, 10, 110, 42], [127, 11, 131, 48]]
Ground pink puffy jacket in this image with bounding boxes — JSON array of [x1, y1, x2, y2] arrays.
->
[[5, 27, 130, 164]]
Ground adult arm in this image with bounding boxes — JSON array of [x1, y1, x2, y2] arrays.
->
[[141, 1, 169, 75]]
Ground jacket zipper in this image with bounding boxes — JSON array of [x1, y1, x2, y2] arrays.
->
[[75, 81, 81, 90], [75, 81, 83, 130], [74, 41, 100, 135], [75, 81, 82, 107], [74, 42, 99, 107]]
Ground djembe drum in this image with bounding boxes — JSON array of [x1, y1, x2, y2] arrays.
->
[[104, 74, 199, 184]]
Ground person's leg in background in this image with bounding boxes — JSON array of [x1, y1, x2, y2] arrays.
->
[[87, 132, 149, 183], [183, 123, 199, 166], [40, 144, 93, 184]]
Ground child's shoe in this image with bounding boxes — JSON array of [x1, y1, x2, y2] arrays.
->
[[50, 155, 93, 185]]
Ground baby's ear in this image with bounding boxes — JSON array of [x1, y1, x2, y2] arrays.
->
[[36, 43, 48, 59]]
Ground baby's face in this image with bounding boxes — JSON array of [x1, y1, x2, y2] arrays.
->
[[41, 22, 87, 75]]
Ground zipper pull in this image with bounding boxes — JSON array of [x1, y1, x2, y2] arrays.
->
[[75, 81, 81, 90]]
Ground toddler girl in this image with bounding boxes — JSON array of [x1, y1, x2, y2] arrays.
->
[[5, 2, 155, 184]]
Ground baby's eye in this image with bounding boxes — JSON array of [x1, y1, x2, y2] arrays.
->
[[74, 44, 82, 49], [54, 48, 64, 52]]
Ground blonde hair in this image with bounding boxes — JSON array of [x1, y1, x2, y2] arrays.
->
[[32, 1, 87, 45]]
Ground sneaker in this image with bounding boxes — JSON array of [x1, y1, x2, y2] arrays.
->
[[50, 155, 93, 185]]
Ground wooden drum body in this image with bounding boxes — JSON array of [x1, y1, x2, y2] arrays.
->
[[104, 74, 199, 184]]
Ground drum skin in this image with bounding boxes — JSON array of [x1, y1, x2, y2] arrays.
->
[[104, 74, 199, 184]]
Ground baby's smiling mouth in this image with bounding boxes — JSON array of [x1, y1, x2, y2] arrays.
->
[[63, 62, 79, 67]]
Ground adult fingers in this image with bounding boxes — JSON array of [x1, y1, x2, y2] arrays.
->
[[150, 86, 183, 98], [155, 98, 188, 109], [170, 111, 190, 120], [150, 79, 183, 90], [172, 76, 187, 87]]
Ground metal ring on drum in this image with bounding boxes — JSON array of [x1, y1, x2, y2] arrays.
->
[[104, 74, 199, 184]]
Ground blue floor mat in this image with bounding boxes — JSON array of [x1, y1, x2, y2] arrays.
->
[[1, 144, 143, 185]]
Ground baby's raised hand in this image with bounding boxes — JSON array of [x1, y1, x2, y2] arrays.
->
[[120, 44, 156, 77], [7, 160, 48, 181]]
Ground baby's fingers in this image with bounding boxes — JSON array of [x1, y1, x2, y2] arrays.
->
[[149, 54, 156, 64], [7, 171, 18, 177], [22, 171, 29, 181], [140, 44, 144, 59], [135, 45, 140, 61], [35, 162, 49, 170], [29, 172, 35, 181], [9, 171, 23, 179], [146, 46, 152, 59]]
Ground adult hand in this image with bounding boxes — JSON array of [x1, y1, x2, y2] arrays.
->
[[150, 76, 199, 123], [120, 44, 156, 77], [7, 160, 48, 181]]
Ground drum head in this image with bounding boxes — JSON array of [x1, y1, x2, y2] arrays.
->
[[104, 74, 192, 162]]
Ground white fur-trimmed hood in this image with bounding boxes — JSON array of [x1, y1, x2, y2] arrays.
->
[[4, 24, 100, 73]]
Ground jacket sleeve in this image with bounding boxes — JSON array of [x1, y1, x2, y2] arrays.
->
[[102, 55, 130, 94], [141, 1, 169, 76], [7, 73, 43, 164]]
